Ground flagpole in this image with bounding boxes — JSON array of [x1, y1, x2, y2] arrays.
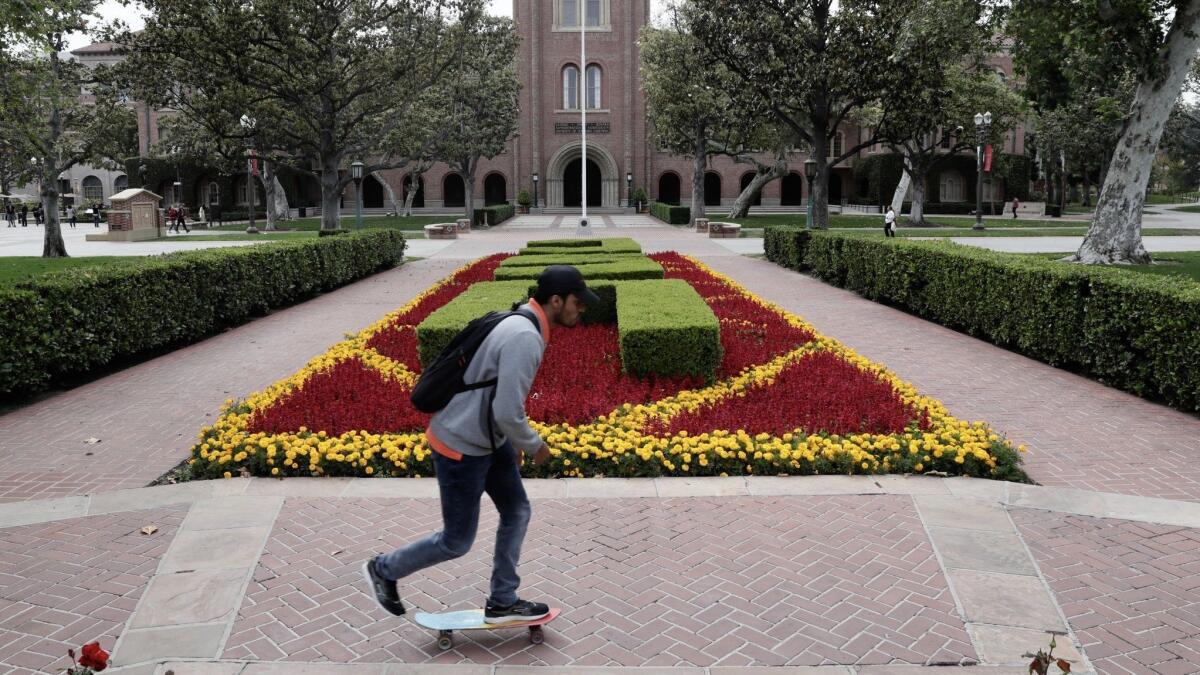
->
[[580, 5, 588, 231]]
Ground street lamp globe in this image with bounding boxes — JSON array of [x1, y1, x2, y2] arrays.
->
[[804, 158, 817, 180], [350, 160, 365, 230], [974, 112, 984, 127], [350, 160, 364, 181]]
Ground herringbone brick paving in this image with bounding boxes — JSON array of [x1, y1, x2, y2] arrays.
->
[[1011, 508, 1200, 674], [0, 506, 186, 674], [223, 495, 974, 667]]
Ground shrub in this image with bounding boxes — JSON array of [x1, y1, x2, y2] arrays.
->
[[764, 226, 1200, 411], [416, 278, 719, 380], [493, 257, 664, 282], [0, 230, 406, 398], [498, 252, 643, 268], [650, 201, 690, 225], [522, 237, 641, 254], [475, 204, 515, 227], [617, 279, 721, 379]]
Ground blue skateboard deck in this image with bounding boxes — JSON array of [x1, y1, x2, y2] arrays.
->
[[413, 607, 561, 650]]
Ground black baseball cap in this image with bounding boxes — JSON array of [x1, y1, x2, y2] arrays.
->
[[537, 265, 601, 307]]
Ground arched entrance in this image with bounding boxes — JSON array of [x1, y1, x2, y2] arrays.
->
[[739, 172, 762, 206], [563, 158, 601, 207], [403, 174, 424, 208], [781, 173, 803, 206], [828, 173, 843, 204], [362, 174, 384, 208], [443, 174, 465, 207], [544, 141, 621, 207], [658, 173, 680, 205], [484, 173, 507, 205], [704, 172, 721, 206]]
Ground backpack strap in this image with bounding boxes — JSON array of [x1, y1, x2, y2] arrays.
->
[[481, 307, 542, 452]]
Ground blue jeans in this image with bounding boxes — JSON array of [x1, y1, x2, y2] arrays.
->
[[375, 440, 531, 607]]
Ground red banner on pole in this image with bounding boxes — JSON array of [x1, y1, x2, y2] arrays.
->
[[983, 145, 994, 172], [249, 149, 260, 177]]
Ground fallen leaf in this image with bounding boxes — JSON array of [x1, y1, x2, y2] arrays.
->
[[140, 525, 158, 535]]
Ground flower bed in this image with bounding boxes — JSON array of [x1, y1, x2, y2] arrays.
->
[[189, 250, 1028, 482]]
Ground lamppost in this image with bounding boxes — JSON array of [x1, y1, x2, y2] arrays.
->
[[626, 172, 633, 208], [171, 145, 182, 217], [351, 160, 365, 230], [804, 158, 817, 230], [240, 114, 258, 234], [973, 111, 992, 231], [532, 172, 539, 210]]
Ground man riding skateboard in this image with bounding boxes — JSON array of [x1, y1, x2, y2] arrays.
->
[[363, 265, 599, 624]]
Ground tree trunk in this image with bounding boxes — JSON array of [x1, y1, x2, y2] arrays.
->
[[463, 158, 477, 225], [319, 154, 343, 231], [41, 183, 67, 258], [1082, 170, 1091, 207], [727, 161, 784, 219], [261, 162, 289, 230], [890, 170, 911, 215], [810, 131, 830, 229], [375, 172, 400, 215], [403, 176, 417, 216], [909, 173, 928, 226], [1075, 1, 1200, 264], [689, 128, 706, 227]]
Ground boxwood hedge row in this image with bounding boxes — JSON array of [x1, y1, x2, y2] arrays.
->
[[0, 230, 406, 398], [764, 227, 1200, 411], [493, 257, 664, 281]]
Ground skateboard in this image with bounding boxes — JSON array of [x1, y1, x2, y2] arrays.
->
[[413, 607, 561, 651]]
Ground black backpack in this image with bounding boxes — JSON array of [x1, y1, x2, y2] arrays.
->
[[410, 308, 539, 415]]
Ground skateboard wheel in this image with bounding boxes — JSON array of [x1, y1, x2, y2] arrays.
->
[[529, 626, 544, 644], [437, 631, 453, 651]]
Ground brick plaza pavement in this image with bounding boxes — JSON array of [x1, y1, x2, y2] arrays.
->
[[2, 216, 1200, 673]]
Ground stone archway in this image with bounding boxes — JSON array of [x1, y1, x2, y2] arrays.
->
[[544, 141, 620, 208]]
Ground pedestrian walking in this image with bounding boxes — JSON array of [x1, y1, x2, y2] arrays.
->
[[175, 205, 190, 233], [5, 203, 14, 227], [34, 205, 42, 226], [362, 265, 600, 623], [197, 206, 206, 228], [93, 207, 101, 228], [167, 206, 178, 233], [1011, 196, 1020, 219], [20, 204, 28, 227], [67, 205, 77, 228], [883, 206, 897, 238]]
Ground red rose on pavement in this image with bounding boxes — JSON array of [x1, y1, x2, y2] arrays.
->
[[78, 641, 109, 671]]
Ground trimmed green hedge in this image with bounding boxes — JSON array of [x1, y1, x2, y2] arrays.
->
[[416, 278, 719, 380], [0, 230, 406, 398], [493, 257, 664, 282], [764, 227, 1200, 411], [617, 279, 721, 379], [476, 204, 515, 227], [498, 252, 643, 268], [519, 238, 642, 255], [650, 201, 690, 225]]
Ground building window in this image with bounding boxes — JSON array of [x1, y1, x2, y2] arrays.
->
[[828, 132, 844, 159], [207, 182, 220, 206], [562, 0, 577, 26], [586, 65, 601, 109], [113, 175, 128, 192], [82, 175, 103, 201], [940, 129, 952, 149], [559, 0, 604, 27], [563, 65, 580, 109], [940, 170, 965, 202], [586, 0, 600, 25]]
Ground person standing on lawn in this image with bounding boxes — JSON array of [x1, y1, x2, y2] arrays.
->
[[362, 265, 599, 624]]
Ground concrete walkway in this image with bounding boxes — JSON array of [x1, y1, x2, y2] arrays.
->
[[2, 215, 1199, 674]]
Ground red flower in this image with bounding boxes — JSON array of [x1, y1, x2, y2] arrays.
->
[[78, 641, 109, 671]]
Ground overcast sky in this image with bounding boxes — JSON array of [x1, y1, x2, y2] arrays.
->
[[70, 0, 671, 50]]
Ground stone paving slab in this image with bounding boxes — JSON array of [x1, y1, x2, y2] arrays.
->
[[0, 506, 186, 675], [223, 496, 974, 667]]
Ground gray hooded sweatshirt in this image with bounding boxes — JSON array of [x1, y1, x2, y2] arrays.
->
[[426, 300, 548, 458]]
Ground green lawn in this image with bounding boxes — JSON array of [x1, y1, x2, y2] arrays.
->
[[1030, 252, 1200, 283], [1170, 204, 1200, 213], [210, 215, 450, 232], [725, 213, 1095, 229], [1147, 192, 1200, 204], [164, 229, 425, 242], [0, 256, 145, 287], [738, 227, 1195, 239]]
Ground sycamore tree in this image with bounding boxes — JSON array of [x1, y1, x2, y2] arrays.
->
[[870, 66, 1025, 224], [640, 23, 762, 226], [0, 0, 135, 257], [116, 0, 487, 231], [721, 123, 803, 219], [685, 0, 936, 228], [429, 15, 520, 225], [1012, 0, 1200, 264]]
